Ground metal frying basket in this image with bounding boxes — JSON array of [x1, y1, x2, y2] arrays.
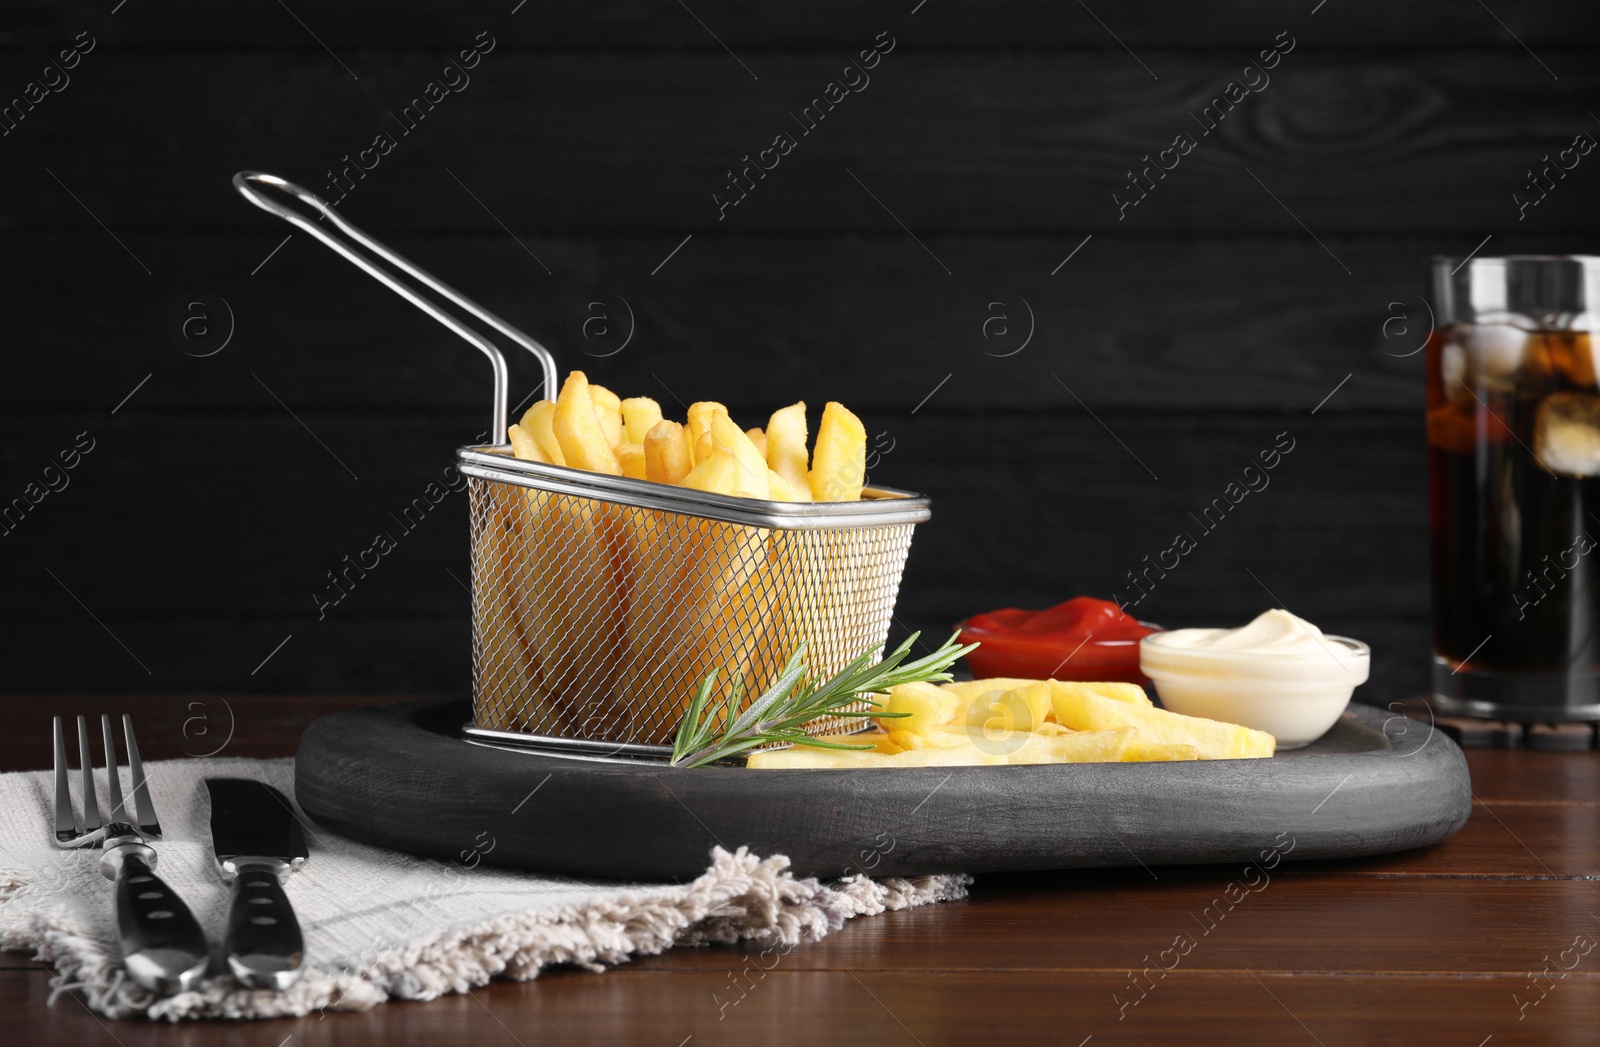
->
[[234, 172, 930, 758]]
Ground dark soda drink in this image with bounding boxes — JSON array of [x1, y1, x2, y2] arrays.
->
[[1429, 255, 1600, 721]]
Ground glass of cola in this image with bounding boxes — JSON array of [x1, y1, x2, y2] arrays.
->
[[1429, 255, 1600, 721]]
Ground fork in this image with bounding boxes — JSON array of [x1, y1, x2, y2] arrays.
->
[[52, 714, 210, 994]]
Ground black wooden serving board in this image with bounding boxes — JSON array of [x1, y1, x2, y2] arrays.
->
[[295, 699, 1471, 882]]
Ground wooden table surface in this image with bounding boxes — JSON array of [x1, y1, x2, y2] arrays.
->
[[3, 696, 1597, 1046]]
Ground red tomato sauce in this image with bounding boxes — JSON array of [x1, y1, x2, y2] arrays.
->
[[957, 596, 1159, 685]]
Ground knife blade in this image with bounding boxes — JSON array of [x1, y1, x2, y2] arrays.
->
[[204, 778, 308, 989]]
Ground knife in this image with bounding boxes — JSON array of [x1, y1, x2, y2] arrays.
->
[[205, 778, 308, 989]]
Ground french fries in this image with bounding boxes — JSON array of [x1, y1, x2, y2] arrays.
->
[[749, 746, 1005, 769], [766, 469, 810, 502], [1049, 681, 1276, 759], [506, 423, 549, 464], [694, 431, 715, 468], [881, 682, 960, 734], [681, 447, 739, 495], [473, 481, 632, 739], [686, 402, 727, 466], [939, 678, 1049, 702], [589, 383, 625, 449], [745, 677, 1277, 768], [709, 413, 769, 499], [490, 378, 893, 749], [967, 681, 1054, 733], [505, 385, 875, 508], [522, 401, 566, 466], [888, 728, 976, 751], [621, 397, 663, 445], [610, 514, 774, 730], [617, 442, 647, 479], [766, 402, 810, 492], [809, 401, 867, 502], [1123, 740, 1201, 762], [552, 372, 622, 475], [644, 420, 693, 484], [1005, 727, 1136, 765], [470, 489, 541, 731]]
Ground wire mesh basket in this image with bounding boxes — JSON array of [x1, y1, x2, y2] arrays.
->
[[234, 171, 931, 759], [458, 449, 927, 754]]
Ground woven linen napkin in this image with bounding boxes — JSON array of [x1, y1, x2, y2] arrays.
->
[[0, 756, 970, 1021]]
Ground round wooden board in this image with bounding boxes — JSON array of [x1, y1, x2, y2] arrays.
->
[[294, 699, 1471, 881]]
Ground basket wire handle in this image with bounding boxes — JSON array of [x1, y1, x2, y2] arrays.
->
[[232, 171, 560, 440]]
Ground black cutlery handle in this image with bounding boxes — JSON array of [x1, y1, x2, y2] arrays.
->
[[113, 853, 210, 994], [224, 865, 304, 989]]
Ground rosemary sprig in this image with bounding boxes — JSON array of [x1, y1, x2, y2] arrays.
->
[[668, 632, 977, 768]]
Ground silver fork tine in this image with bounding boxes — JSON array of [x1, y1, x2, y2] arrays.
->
[[76, 716, 100, 833], [52, 717, 77, 842], [122, 715, 161, 837], [101, 714, 126, 824]]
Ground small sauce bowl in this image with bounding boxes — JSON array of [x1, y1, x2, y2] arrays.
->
[[957, 617, 1162, 686], [1140, 633, 1371, 749]]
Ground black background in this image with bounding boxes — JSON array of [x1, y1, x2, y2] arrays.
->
[[3, 1, 1597, 704]]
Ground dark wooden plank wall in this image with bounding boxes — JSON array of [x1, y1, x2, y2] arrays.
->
[[1, 2, 1596, 702]]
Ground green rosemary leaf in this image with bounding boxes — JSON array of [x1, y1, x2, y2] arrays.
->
[[722, 653, 808, 739], [668, 632, 975, 768], [670, 669, 720, 764]]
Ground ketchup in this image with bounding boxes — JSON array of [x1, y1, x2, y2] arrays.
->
[[957, 596, 1158, 685]]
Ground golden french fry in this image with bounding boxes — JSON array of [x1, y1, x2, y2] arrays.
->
[[942, 678, 1146, 721], [808, 401, 866, 501], [610, 511, 769, 740], [878, 681, 961, 735], [962, 682, 1054, 735], [766, 402, 809, 492], [695, 431, 714, 469], [881, 747, 1004, 767], [625, 505, 784, 743], [553, 371, 622, 475], [1005, 727, 1136, 765], [942, 680, 1043, 733], [1072, 681, 1153, 707], [681, 447, 740, 495], [807, 730, 903, 755], [852, 730, 905, 755], [941, 678, 1047, 702], [644, 420, 692, 484], [686, 401, 727, 465], [470, 488, 542, 732], [755, 741, 1004, 767], [1049, 681, 1276, 758], [887, 728, 974, 751], [765, 468, 811, 502], [745, 427, 768, 457], [745, 745, 1012, 769], [521, 400, 566, 466], [506, 423, 549, 463], [1012, 682, 1058, 726], [775, 400, 866, 673], [746, 747, 885, 769], [589, 383, 624, 448], [1123, 740, 1202, 762], [617, 442, 646, 479], [621, 397, 664, 445], [709, 413, 769, 499], [509, 488, 630, 739], [689, 525, 785, 728]]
